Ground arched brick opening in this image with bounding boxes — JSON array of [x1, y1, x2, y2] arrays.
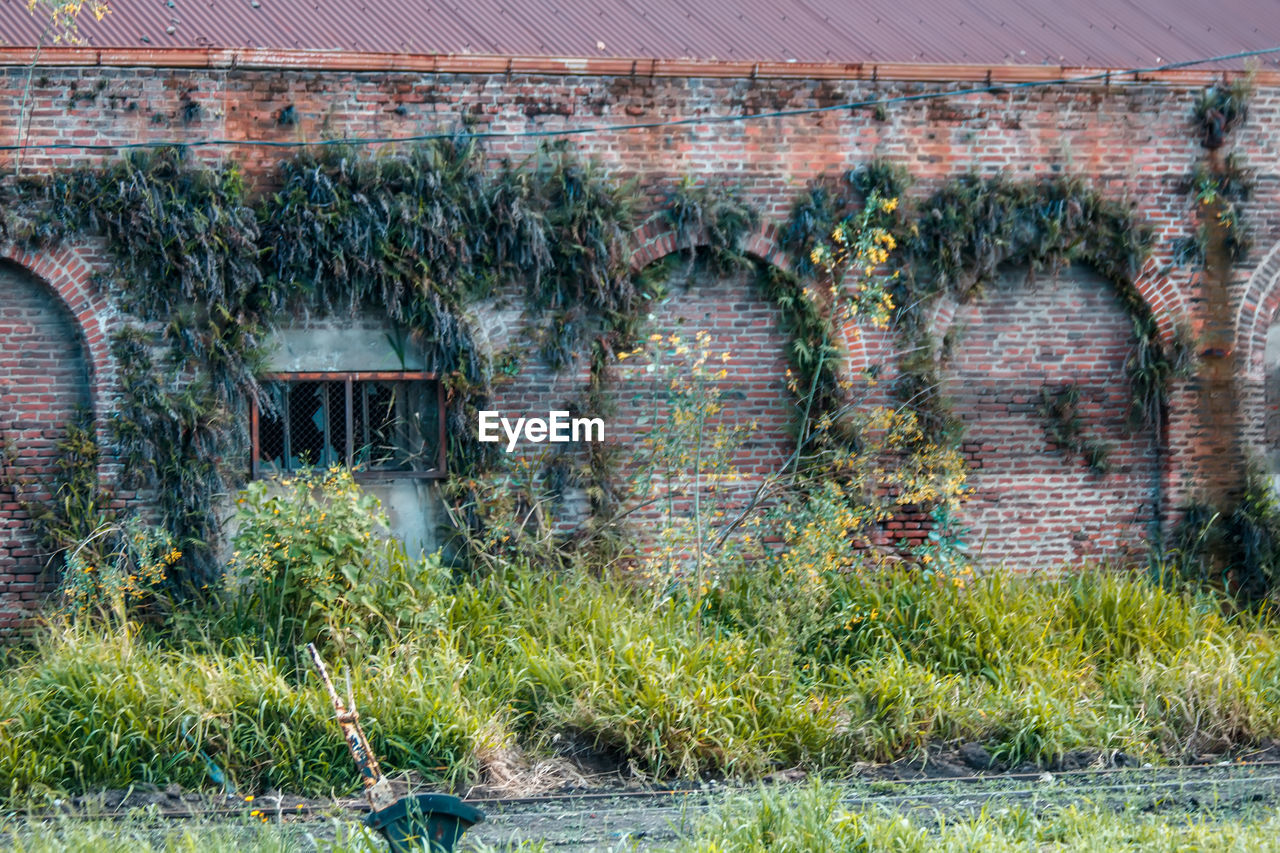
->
[[610, 231, 797, 533], [1235, 240, 1280, 381], [942, 264, 1161, 569], [0, 256, 98, 633], [0, 242, 114, 424], [627, 216, 876, 375], [1236, 240, 1280, 481]]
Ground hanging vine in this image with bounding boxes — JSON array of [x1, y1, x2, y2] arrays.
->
[[0, 140, 1199, 579]]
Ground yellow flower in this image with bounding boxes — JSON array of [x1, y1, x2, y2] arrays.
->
[[880, 197, 899, 213]]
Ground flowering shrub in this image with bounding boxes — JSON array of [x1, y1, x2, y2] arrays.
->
[[229, 465, 408, 651], [807, 193, 901, 330], [58, 518, 180, 619], [620, 329, 754, 607]]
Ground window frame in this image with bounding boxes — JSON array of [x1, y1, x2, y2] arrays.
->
[[250, 371, 447, 481]]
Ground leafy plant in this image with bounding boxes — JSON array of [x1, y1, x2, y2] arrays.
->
[[58, 518, 180, 621], [1165, 466, 1280, 605], [1192, 77, 1252, 149], [1037, 382, 1114, 475], [626, 329, 755, 608], [228, 465, 395, 653], [663, 175, 760, 276], [108, 327, 238, 581], [1176, 156, 1256, 267]]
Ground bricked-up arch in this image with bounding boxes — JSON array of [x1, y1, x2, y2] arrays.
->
[[0, 258, 96, 633], [944, 264, 1161, 568], [1236, 240, 1280, 382], [1240, 239, 1280, 477], [627, 216, 876, 376], [608, 258, 795, 534], [0, 242, 114, 421]]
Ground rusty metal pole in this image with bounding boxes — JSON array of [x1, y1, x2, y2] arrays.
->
[[306, 642, 398, 813]]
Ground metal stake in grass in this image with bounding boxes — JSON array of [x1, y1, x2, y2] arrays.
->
[[305, 643, 484, 852]]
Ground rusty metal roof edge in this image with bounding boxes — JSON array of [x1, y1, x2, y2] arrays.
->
[[0, 46, 1268, 86]]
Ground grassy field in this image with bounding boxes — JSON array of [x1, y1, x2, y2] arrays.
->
[[676, 782, 1280, 852], [2, 558, 1279, 804]]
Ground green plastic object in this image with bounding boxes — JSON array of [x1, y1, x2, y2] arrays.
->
[[364, 793, 485, 853]]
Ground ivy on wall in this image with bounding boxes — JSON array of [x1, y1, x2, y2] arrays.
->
[[8, 149, 268, 578], [1, 136, 1191, 583], [2, 139, 654, 581], [779, 165, 1190, 462]]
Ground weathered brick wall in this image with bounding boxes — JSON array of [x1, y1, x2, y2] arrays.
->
[[478, 265, 793, 547], [943, 266, 1160, 567], [2, 61, 1279, 623], [0, 260, 92, 629]]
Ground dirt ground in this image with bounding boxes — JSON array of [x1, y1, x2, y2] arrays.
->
[[30, 744, 1280, 850]]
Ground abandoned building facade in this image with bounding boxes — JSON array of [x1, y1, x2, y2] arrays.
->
[[1, 2, 1280, 631]]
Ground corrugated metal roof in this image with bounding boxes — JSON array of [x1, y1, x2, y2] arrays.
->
[[0, 0, 1275, 70]]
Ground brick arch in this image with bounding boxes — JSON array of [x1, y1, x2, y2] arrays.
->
[[1234, 238, 1280, 380], [627, 217, 791, 273], [627, 217, 874, 374], [925, 257, 1186, 354], [0, 241, 114, 423]]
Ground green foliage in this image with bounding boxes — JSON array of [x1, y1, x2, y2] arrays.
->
[[776, 184, 969, 545], [912, 174, 1150, 300], [108, 327, 237, 579], [0, 410, 180, 619], [1176, 155, 1255, 267], [678, 782, 1280, 852], [1192, 77, 1253, 148], [5, 560, 1280, 799], [847, 160, 914, 203], [774, 190, 906, 440], [16, 148, 269, 394], [911, 503, 972, 578], [2, 813, 379, 852], [907, 173, 1185, 432], [226, 466, 449, 653], [1037, 383, 1113, 475], [781, 161, 910, 281], [529, 146, 639, 318], [2, 138, 654, 576], [57, 519, 179, 621], [440, 454, 574, 575], [624, 329, 754, 602], [663, 175, 760, 276], [264, 137, 532, 314], [0, 623, 488, 800], [7, 148, 271, 584], [1167, 467, 1280, 605]]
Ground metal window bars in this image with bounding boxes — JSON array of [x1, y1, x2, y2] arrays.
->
[[251, 372, 447, 480]]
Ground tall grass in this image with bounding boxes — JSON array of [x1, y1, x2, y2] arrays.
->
[[2, 562, 1280, 801]]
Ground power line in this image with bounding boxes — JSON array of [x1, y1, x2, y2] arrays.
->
[[2, 45, 1278, 153]]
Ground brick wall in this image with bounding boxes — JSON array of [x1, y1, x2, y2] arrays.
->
[[2, 61, 1280, 622], [944, 266, 1160, 566], [0, 260, 92, 630]]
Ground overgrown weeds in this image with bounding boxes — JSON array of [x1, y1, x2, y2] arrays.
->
[[3, 548, 1280, 802]]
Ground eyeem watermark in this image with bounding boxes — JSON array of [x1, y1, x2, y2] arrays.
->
[[478, 410, 605, 452]]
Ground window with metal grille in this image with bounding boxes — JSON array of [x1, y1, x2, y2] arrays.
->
[[251, 372, 446, 479]]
